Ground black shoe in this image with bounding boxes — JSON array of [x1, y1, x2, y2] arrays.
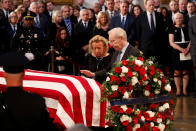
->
[[176, 94, 181, 97], [182, 94, 189, 97]]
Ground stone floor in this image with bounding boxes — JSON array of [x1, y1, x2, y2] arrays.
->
[[171, 94, 196, 131]]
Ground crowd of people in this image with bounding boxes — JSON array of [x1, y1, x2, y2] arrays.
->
[[1, 0, 196, 96]]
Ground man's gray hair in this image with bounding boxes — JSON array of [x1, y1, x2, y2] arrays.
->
[[108, 27, 127, 40], [66, 124, 92, 131], [29, 2, 38, 10], [61, 5, 69, 12], [8, 11, 17, 19], [80, 9, 88, 16]]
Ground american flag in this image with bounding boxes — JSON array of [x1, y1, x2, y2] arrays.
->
[[0, 68, 107, 130]]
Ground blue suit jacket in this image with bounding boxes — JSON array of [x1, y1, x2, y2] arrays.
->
[[110, 14, 136, 44]]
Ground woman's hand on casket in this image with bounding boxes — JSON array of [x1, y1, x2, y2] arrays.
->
[[80, 70, 95, 78]]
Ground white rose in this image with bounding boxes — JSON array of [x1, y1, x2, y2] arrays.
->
[[149, 61, 154, 65], [144, 81, 149, 85], [153, 78, 158, 82], [158, 106, 165, 112], [150, 122, 154, 127], [147, 111, 155, 117], [120, 115, 129, 122], [165, 84, 171, 92], [163, 103, 170, 109], [121, 105, 128, 111], [157, 118, 162, 123], [145, 66, 148, 70], [121, 66, 129, 73], [166, 120, 170, 125], [120, 73, 125, 77], [123, 92, 129, 99], [106, 77, 110, 82], [132, 77, 138, 86], [158, 80, 162, 86], [141, 116, 145, 122], [111, 85, 118, 91], [133, 72, 137, 75], [158, 123, 165, 131], [135, 109, 140, 114], [144, 90, 150, 96], [129, 117, 132, 122], [155, 89, 160, 95], [133, 124, 140, 131], [135, 60, 143, 66]]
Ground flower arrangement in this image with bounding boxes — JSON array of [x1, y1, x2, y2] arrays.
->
[[101, 55, 174, 131]]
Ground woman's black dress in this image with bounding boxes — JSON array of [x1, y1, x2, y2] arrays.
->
[[84, 54, 112, 83], [169, 26, 192, 70]]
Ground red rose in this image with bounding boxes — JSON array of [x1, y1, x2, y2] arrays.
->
[[170, 99, 174, 105], [139, 67, 146, 76], [130, 61, 135, 65], [145, 85, 151, 90], [126, 124, 133, 131], [149, 93, 154, 97], [157, 68, 162, 74], [152, 127, 160, 131], [142, 123, 150, 131], [119, 108, 124, 114], [111, 105, 119, 112], [143, 112, 150, 118], [126, 107, 133, 115], [122, 60, 128, 66], [149, 65, 155, 76], [152, 117, 157, 122], [138, 56, 144, 61], [157, 113, 162, 118], [121, 76, 127, 82], [112, 91, 119, 98], [111, 75, 118, 82], [137, 114, 141, 119], [134, 65, 140, 71], [150, 103, 157, 109], [136, 128, 142, 131], [133, 117, 138, 124], [127, 71, 133, 77], [122, 120, 129, 126], [162, 77, 166, 84], [118, 86, 126, 95], [129, 94, 133, 98], [142, 76, 147, 81], [127, 85, 133, 91], [115, 66, 122, 73]]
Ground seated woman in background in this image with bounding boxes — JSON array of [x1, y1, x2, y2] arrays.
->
[[131, 4, 143, 17], [93, 11, 110, 39], [169, 13, 192, 96], [80, 35, 112, 83], [54, 27, 74, 74]]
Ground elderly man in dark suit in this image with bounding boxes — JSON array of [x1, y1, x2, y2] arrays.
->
[[136, 0, 164, 60], [105, 0, 119, 19], [110, 0, 136, 45], [0, 51, 59, 131], [189, 15, 196, 91]]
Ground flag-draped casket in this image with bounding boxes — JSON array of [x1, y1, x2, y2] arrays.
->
[[0, 68, 106, 129]]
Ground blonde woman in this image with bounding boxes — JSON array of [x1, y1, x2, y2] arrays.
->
[[47, 10, 63, 43], [93, 11, 110, 39], [80, 35, 112, 83], [169, 13, 192, 96]]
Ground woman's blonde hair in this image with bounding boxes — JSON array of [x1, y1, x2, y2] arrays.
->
[[96, 11, 110, 29], [89, 35, 109, 56], [52, 10, 61, 23]]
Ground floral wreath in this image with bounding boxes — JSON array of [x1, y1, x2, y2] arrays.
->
[[101, 55, 175, 131]]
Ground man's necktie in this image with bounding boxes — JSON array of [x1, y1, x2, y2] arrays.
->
[[35, 17, 40, 27], [121, 17, 125, 29], [6, 11, 9, 19], [66, 19, 72, 36], [13, 25, 16, 33], [84, 22, 87, 29], [150, 14, 155, 34], [111, 12, 113, 18], [115, 51, 122, 63]]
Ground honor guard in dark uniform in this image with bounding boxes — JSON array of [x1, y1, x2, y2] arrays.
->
[[0, 51, 59, 131], [11, 11, 43, 71]]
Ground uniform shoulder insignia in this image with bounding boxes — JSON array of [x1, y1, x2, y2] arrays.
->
[[20, 34, 25, 38]]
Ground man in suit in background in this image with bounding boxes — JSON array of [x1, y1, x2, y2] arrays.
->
[[98, 0, 107, 11], [0, 0, 12, 26], [77, 0, 86, 10], [187, 2, 196, 18], [136, 0, 164, 60], [4, 11, 21, 47], [29, 2, 49, 38], [168, 0, 179, 24], [45, 1, 55, 23], [0, 51, 59, 131], [189, 15, 196, 91], [105, 0, 119, 19], [179, 0, 189, 25], [74, 9, 94, 64], [110, 0, 136, 45]]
